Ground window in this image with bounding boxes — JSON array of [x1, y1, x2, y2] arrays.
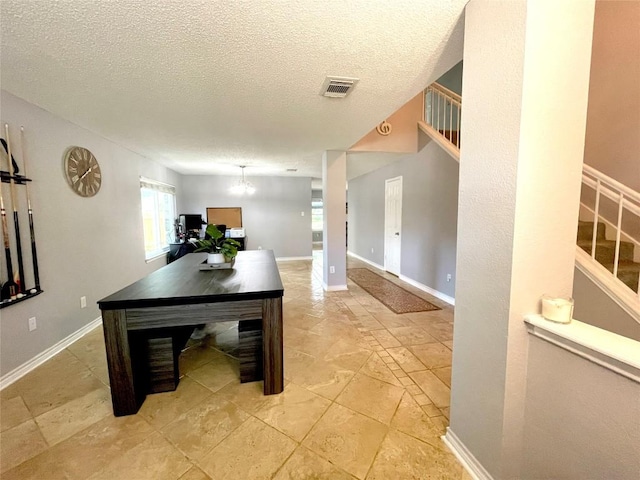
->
[[140, 177, 176, 260], [312, 199, 323, 231]]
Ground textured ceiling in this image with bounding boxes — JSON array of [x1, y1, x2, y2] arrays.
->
[[1, 1, 466, 179]]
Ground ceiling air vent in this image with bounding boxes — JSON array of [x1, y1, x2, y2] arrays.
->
[[320, 76, 359, 98]]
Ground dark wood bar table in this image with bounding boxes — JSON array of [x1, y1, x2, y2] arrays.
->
[[98, 249, 284, 416]]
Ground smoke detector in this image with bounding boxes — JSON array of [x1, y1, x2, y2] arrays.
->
[[320, 76, 359, 98]]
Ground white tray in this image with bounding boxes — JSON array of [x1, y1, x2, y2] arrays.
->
[[198, 259, 235, 270]]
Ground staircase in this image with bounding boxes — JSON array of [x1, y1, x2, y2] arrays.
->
[[577, 220, 640, 292]]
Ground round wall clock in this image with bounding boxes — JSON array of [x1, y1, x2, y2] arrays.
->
[[64, 146, 102, 197]]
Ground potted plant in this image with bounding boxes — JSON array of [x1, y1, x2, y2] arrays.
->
[[193, 224, 241, 264]]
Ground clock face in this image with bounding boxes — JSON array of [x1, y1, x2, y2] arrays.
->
[[64, 147, 101, 197]]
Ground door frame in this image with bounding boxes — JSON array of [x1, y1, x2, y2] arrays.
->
[[384, 176, 403, 275]]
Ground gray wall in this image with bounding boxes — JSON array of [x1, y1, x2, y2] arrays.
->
[[0, 91, 181, 376], [522, 336, 640, 479], [180, 175, 312, 258], [347, 138, 459, 298], [436, 60, 463, 95], [573, 267, 640, 341]]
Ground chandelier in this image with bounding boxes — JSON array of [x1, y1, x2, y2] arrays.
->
[[228, 165, 255, 195]]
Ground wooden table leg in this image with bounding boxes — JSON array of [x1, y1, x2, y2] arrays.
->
[[262, 297, 284, 395], [101, 309, 143, 416]]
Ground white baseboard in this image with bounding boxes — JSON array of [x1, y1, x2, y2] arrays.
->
[[442, 428, 494, 480], [347, 251, 455, 305], [0, 316, 103, 390], [347, 251, 384, 270], [323, 282, 348, 292], [276, 256, 313, 261], [399, 274, 455, 306]]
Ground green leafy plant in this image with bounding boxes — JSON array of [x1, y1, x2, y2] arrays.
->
[[193, 224, 241, 260]]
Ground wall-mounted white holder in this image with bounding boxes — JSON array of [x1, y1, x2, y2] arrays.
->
[[541, 295, 574, 324]]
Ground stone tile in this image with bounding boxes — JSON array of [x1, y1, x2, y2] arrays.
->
[[161, 396, 250, 461], [179, 344, 222, 374], [87, 432, 192, 480], [359, 353, 403, 387], [433, 366, 452, 388], [199, 417, 296, 480], [1, 415, 154, 480], [422, 403, 443, 418], [288, 313, 327, 331], [386, 346, 427, 373], [336, 374, 404, 425], [406, 384, 423, 396], [213, 379, 273, 415], [399, 377, 415, 387], [0, 396, 32, 432], [422, 321, 454, 342], [409, 370, 451, 408], [386, 326, 439, 347], [303, 403, 387, 479], [179, 466, 212, 480], [441, 407, 450, 420], [10, 350, 106, 417], [322, 340, 372, 372], [371, 312, 416, 329], [367, 429, 462, 479], [138, 376, 214, 429], [391, 392, 445, 443], [355, 315, 385, 332], [186, 352, 239, 393], [369, 329, 401, 348], [273, 446, 357, 480], [66, 328, 107, 373], [35, 387, 112, 446], [409, 343, 452, 369], [284, 349, 356, 400], [413, 394, 432, 406], [253, 383, 331, 441], [0, 419, 48, 473]]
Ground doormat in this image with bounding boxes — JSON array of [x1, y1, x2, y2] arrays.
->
[[347, 268, 441, 314]]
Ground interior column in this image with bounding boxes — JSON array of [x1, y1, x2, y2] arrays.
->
[[322, 150, 347, 290], [448, 0, 596, 478]]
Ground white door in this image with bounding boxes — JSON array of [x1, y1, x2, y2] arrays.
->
[[384, 176, 402, 275]]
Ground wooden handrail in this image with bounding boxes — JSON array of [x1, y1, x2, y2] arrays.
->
[[428, 82, 462, 104]]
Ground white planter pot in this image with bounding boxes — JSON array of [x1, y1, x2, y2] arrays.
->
[[207, 253, 226, 264]]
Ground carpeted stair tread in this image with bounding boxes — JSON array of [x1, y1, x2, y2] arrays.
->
[[577, 220, 606, 241], [577, 238, 635, 263], [577, 220, 639, 292]]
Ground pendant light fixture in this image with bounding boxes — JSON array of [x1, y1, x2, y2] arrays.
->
[[229, 165, 255, 195]]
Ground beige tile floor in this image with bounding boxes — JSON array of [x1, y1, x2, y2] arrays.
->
[[0, 256, 469, 479]]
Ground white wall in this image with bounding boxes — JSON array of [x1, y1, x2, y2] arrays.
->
[[0, 91, 181, 377], [179, 175, 312, 258], [522, 336, 640, 479], [573, 268, 640, 341]]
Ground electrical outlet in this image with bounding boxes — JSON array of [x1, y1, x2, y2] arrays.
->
[[301, 211, 305, 216], [447, 274, 452, 282], [28, 317, 37, 331], [258, 246, 262, 250], [80, 296, 87, 308], [330, 266, 335, 274], [371, 248, 374, 253]]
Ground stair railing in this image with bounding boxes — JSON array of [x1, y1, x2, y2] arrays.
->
[[582, 164, 640, 298], [424, 82, 461, 150]]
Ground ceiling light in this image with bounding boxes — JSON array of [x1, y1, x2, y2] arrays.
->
[[229, 165, 255, 195]]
